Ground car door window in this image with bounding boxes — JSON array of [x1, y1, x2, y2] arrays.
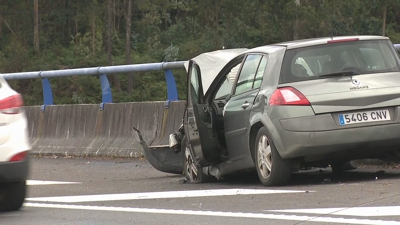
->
[[253, 55, 268, 89], [234, 54, 263, 95], [190, 64, 201, 104], [215, 63, 242, 100]]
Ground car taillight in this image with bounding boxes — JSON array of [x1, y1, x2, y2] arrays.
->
[[9, 151, 28, 162], [269, 87, 310, 106], [0, 94, 23, 114]]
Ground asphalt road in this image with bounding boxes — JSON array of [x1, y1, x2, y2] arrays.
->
[[2, 157, 400, 225]]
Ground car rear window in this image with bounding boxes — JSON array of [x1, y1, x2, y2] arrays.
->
[[279, 40, 400, 84]]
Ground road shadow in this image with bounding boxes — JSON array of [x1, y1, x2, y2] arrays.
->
[[289, 167, 400, 186], [207, 167, 400, 187]]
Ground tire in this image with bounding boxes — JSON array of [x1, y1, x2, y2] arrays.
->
[[0, 181, 26, 212], [254, 127, 292, 186], [182, 136, 207, 183]]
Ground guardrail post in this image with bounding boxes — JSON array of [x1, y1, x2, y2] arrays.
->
[[99, 74, 112, 110], [164, 69, 178, 108], [41, 77, 53, 111]]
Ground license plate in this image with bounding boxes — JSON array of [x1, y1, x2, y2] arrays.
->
[[338, 109, 390, 125]]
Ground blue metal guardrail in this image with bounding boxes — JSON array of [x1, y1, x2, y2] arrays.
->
[[1, 61, 186, 110]]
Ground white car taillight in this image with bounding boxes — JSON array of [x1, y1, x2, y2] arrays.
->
[[0, 94, 23, 114], [269, 87, 310, 106], [9, 151, 28, 162]]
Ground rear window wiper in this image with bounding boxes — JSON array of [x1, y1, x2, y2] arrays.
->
[[319, 70, 360, 78]]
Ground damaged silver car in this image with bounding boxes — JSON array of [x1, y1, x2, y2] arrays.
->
[[135, 36, 400, 186]]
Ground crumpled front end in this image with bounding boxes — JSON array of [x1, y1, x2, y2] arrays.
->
[[133, 126, 183, 174]]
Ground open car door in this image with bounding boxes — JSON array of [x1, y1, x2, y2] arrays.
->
[[185, 60, 221, 166], [133, 48, 248, 174], [131, 60, 225, 174]]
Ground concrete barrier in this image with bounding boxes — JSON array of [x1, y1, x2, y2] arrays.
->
[[25, 101, 186, 158], [24, 101, 390, 166]]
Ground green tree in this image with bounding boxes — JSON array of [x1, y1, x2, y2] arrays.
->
[[0, 0, 400, 106]]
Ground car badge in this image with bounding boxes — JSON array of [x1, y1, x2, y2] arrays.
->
[[351, 79, 360, 86], [350, 79, 368, 90]]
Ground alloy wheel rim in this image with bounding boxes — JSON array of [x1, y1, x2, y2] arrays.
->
[[185, 146, 198, 181], [257, 135, 272, 179]]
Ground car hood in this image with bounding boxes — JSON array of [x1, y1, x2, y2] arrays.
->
[[184, 48, 248, 93]]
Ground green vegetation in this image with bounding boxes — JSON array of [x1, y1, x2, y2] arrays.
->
[[1, 0, 399, 105]]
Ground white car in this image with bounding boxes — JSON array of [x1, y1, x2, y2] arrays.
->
[[0, 76, 31, 211]]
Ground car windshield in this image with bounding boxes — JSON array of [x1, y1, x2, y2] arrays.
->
[[279, 39, 400, 83]]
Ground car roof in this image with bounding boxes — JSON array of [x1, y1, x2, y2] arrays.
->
[[246, 35, 389, 53]]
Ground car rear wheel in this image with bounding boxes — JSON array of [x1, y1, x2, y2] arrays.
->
[[255, 127, 292, 186], [182, 136, 207, 183], [0, 181, 26, 212]]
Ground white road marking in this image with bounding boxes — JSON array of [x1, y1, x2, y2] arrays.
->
[[24, 203, 400, 225], [27, 180, 80, 186], [26, 189, 312, 203], [268, 206, 400, 217]]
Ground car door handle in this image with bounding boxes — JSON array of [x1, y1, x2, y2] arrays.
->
[[241, 102, 250, 109]]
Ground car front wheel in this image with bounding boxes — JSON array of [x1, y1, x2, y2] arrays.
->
[[0, 181, 26, 212], [255, 127, 292, 186], [182, 136, 207, 183]]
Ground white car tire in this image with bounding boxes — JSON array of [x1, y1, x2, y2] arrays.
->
[[0, 181, 26, 212]]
